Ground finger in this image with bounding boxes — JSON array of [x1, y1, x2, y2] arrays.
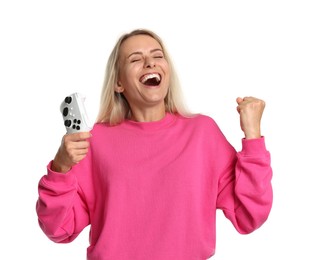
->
[[75, 148, 89, 156], [66, 132, 92, 142], [67, 132, 91, 141], [63, 139, 89, 155], [243, 96, 254, 101], [236, 97, 243, 104], [73, 140, 90, 149], [73, 154, 88, 164]]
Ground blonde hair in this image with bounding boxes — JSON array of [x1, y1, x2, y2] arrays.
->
[[96, 28, 190, 125]]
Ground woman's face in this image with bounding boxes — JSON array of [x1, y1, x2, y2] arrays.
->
[[117, 34, 170, 113]]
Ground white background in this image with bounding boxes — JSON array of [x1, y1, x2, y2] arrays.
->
[[1, 0, 313, 259]]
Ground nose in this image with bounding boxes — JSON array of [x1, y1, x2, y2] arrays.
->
[[144, 57, 155, 68]]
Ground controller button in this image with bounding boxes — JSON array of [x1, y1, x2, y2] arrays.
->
[[74, 119, 77, 123], [77, 120, 81, 124], [76, 126, 81, 130], [63, 107, 69, 117], [72, 125, 76, 129], [64, 120, 72, 127], [65, 96, 72, 104]]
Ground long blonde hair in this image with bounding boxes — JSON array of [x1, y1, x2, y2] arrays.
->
[[96, 29, 190, 125]]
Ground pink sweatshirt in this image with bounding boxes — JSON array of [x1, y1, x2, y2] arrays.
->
[[36, 113, 273, 260]]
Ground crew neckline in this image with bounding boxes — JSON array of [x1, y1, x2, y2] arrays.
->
[[121, 112, 177, 131]]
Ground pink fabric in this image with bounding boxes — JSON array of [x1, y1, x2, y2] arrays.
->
[[36, 113, 273, 260]]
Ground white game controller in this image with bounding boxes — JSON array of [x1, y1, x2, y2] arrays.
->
[[60, 93, 92, 134]]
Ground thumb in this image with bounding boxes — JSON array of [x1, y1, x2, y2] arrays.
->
[[236, 97, 243, 105]]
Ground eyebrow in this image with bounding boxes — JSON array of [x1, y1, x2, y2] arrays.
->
[[127, 48, 163, 59]]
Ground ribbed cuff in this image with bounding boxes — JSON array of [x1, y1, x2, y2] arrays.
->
[[241, 136, 267, 156]]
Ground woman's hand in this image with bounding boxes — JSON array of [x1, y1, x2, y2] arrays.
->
[[236, 96, 265, 139], [51, 132, 92, 173]]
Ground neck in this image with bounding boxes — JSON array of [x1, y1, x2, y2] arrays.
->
[[129, 105, 166, 122]]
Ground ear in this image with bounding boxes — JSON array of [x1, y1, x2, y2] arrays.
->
[[114, 81, 124, 93]]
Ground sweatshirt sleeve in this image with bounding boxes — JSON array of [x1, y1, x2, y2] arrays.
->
[[36, 160, 90, 243], [216, 137, 273, 234]]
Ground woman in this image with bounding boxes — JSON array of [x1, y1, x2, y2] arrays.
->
[[36, 29, 273, 260]]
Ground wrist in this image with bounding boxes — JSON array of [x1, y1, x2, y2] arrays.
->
[[244, 133, 261, 139], [243, 127, 261, 139], [51, 158, 71, 173]]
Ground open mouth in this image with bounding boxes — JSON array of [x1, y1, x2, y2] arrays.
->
[[140, 73, 161, 86]]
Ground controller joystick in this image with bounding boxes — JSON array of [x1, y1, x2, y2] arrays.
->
[[60, 93, 92, 134]]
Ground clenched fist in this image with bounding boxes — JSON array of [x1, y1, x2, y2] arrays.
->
[[51, 132, 92, 173], [236, 96, 265, 139]]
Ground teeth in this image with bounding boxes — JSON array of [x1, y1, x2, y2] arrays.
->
[[140, 73, 160, 84]]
